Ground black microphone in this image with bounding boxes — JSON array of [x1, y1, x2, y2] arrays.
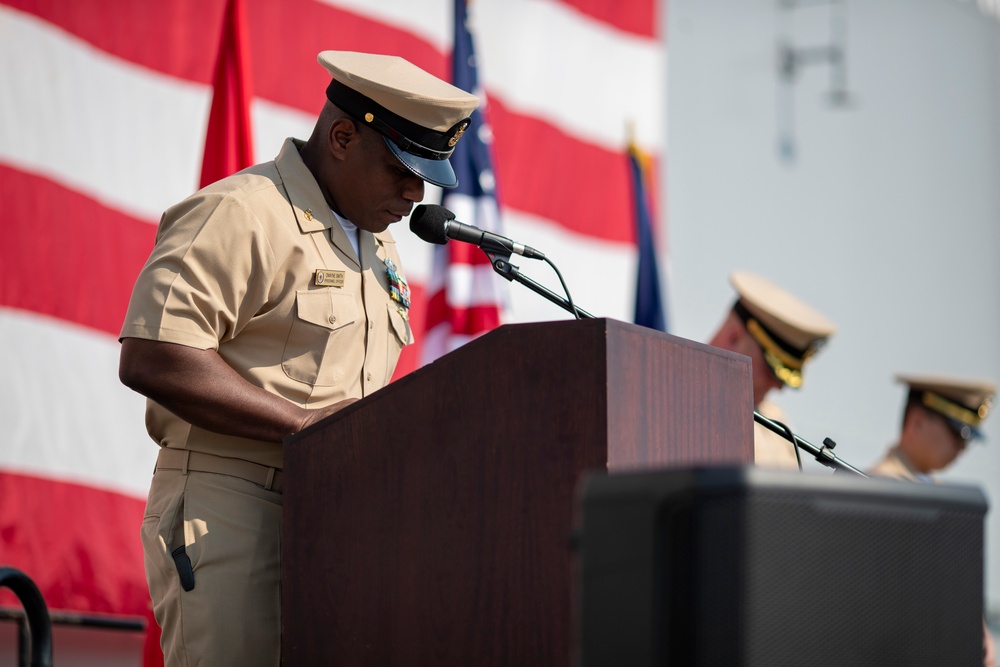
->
[[409, 204, 545, 260]]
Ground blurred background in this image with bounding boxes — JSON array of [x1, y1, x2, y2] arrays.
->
[[666, 0, 1000, 608]]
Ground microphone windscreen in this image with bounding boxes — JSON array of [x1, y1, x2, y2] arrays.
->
[[409, 204, 455, 245]]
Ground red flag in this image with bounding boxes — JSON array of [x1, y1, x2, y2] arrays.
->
[[199, 0, 255, 188]]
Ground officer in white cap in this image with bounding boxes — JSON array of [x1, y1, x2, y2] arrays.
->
[[869, 375, 995, 481], [707, 271, 836, 469], [868, 375, 996, 667], [119, 51, 478, 666]]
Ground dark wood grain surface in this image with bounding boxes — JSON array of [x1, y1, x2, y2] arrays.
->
[[282, 318, 752, 665]]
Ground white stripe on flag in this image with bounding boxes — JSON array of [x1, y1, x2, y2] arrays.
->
[[437, 263, 510, 308], [316, 0, 451, 53], [0, 310, 156, 498], [312, 0, 665, 150], [251, 98, 315, 165], [0, 4, 662, 226], [420, 323, 478, 359], [501, 209, 637, 323], [474, 0, 664, 151], [441, 192, 503, 234], [0, 5, 209, 221]]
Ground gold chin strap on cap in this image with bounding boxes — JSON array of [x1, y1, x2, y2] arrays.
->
[[764, 349, 802, 388], [745, 318, 805, 388], [922, 391, 989, 428]]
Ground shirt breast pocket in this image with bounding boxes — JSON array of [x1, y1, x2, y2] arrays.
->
[[387, 303, 412, 348], [282, 290, 359, 387]]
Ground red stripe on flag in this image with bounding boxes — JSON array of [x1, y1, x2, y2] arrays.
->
[[447, 238, 494, 267], [424, 289, 503, 336], [489, 95, 636, 244], [6, 1, 645, 245], [0, 471, 149, 617], [248, 2, 449, 113], [558, 0, 659, 38], [3, 1, 447, 95], [0, 163, 437, 375], [3, 0, 225, 83], [0, 164, 156, 336]]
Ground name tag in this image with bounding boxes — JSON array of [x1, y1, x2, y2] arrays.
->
[[314, 269, 345, 287]]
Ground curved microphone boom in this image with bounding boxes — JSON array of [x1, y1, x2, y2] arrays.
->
[[409, 204, 546, 260], [753, 411, 868, 477]]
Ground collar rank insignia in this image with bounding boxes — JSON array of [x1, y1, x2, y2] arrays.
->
[[384, 257, 410, 310]]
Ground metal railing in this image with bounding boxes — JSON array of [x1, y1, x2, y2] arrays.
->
[[0, 568, 53, 667]]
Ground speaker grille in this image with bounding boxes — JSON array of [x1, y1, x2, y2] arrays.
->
[[577, 468, 988, 667], [690, 490, 984, 666]]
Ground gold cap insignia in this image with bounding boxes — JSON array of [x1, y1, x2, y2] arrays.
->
[[448, 122, 469, 148], [980, 394, 994, 419]]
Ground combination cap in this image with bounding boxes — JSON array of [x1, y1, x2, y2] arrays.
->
[[898, 374, 995, 441], [730, 271, 836, 389], [318, 51, 479, 188]]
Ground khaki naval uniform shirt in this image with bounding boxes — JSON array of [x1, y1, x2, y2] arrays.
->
[[754, 399, 800, 470], [868, 447, 925, 482], [121, 138, 411, 470]]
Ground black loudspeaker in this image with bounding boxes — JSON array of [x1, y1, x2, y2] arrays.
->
[[574, 466, 988, 667]]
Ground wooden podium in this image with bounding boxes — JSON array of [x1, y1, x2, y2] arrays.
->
[[282, 318, 753, 665]]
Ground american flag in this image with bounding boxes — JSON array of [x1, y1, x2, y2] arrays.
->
[[420, 0, 508, 363], [0, 0, 663, 660]]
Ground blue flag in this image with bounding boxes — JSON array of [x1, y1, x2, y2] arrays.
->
[[628, 143, 667, 332]]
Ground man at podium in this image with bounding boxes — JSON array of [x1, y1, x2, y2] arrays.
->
[[707, 271, 836, 469], [118, 51, 479, 666]]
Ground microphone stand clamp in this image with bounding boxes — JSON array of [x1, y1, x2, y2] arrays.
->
[[482, 248, 595, 319]]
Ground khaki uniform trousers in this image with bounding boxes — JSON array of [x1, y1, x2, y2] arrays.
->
[[142, 466, 282, 666]]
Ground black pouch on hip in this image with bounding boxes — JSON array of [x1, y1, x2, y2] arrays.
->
[[171, 545, 195, 592]]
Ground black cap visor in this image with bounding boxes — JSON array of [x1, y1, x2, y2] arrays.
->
[[325, 78, 466, 189], [384, 136, 458, 189]]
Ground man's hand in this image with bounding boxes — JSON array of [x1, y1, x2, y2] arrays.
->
[[120, 337, 358, 443], [296, 398, 360, 433]]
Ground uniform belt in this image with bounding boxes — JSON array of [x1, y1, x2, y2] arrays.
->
[[155, 448, 283, 494]]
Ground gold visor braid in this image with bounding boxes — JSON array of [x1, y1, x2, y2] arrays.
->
[[746, 319, 804, 371], [922, 391, 984, 427]]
